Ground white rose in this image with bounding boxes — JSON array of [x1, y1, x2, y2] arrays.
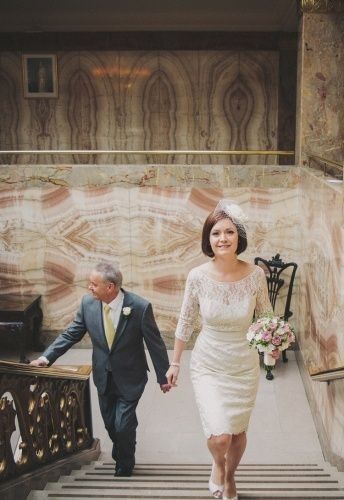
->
[[247, 331, 255, 341], [122, 307, 132, 316]]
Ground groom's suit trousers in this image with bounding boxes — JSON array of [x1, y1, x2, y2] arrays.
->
[[98, 372, 140, 471]]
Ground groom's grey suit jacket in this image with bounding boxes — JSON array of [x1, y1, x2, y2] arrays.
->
[[43, 290, 170, 400]]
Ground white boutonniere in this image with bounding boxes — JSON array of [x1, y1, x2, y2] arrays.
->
[[122, 306, 132, 316]]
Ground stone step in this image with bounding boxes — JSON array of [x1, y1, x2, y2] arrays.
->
[[27, 461, 344, 499], [88, 461, 324, 468], [322, 464, 344, 486], [28, 489, 344, 499], [43, 479, 344, 492], [76, 463, 328, 472], [59, 476, 338, 485], [66, 471, 339, 482]]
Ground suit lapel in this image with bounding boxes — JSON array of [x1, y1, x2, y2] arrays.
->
[[111, 290, 134, 351]]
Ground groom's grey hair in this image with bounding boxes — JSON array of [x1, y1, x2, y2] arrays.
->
[[95, 262, 123, 288]]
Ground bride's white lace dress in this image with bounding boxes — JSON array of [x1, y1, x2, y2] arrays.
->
[[175, 265, 272, 438]]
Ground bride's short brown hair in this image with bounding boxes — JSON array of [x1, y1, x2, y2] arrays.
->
[[201, 210, 248, 257]]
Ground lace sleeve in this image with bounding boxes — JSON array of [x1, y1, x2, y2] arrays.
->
[[255, 266, 273, 317], [175, 270, 199, 342]]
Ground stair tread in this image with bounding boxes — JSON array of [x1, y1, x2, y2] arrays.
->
[[46, 482, 344, 490], [79, 464, 328, 472], [58, 477, 340, 485], [94, 461, 325, 467], [28, 461, 344, 499], [68, 471, 334, 479], [28, 490, 344, 500], [31, 489, 344, 499]]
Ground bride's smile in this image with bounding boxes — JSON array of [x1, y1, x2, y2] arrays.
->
[[209, 218, 238, 257]]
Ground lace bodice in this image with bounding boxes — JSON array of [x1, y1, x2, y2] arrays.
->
[[175, 265, 272, 342]]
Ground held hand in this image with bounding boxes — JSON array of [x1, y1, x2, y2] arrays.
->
[[30, 358, 48, 367], [160, 383, 172, 393], [166, 365, 180, 387]]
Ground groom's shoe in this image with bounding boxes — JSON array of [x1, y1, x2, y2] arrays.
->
[[114, 467, 133, 477]]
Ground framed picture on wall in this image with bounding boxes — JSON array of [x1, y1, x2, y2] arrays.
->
[[22, 54, 58, 98]]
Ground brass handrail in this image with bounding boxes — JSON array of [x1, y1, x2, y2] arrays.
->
[[0, 149, 294, 156], [310, 366, 344, 383], [0, 360, 92, 380], [307, 154, 343, 171]]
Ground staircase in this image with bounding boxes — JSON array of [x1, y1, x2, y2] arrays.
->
[[27, 459, 344, 499]]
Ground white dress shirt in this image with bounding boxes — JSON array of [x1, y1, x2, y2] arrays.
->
[[102, 289, 124, 330]]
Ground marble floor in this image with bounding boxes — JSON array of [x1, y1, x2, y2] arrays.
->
[[16, 347, 324, 465]]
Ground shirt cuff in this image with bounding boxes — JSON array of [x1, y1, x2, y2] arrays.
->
[[38, 356, 49, 364]]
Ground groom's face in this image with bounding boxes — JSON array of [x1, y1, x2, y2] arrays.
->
[[88, 271, 118, 302]]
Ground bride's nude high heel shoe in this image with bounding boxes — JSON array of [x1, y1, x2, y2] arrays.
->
[[208, 463, 224, 499]]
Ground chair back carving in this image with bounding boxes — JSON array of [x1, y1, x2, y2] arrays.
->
[[254, 253, 298, 321]]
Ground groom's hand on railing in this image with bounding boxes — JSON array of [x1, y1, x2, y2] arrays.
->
[[30, 357, 49, 367]]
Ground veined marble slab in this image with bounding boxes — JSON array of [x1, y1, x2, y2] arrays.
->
[[0, 50, 280, 165], [0, 166, 301, 343]]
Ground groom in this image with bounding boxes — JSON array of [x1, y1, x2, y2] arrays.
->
[[30, 262, 171, 476]]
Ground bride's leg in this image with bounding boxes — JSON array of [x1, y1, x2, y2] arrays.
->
[[224, 431, 246, 498], [207, 434, 232, 491]]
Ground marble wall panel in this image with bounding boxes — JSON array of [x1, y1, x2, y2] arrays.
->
[[297, 167, 344, 463], [0, 53, 21, 164], [198, 51, 279, 165], [297, 13, 344, 163], [298, 168, 344, 373], [294, 10, 344, 467], [57, 52, 122, 164], [0, 165, 300, 349], [0, 185, 131, 336], [278, 47, 297, 164], [0, 50, 282, 165], [120, 51, 199, 165], [0, 164, 301, 190]]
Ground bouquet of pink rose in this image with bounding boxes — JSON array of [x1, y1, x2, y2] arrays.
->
[[246, 315, 295, 370]]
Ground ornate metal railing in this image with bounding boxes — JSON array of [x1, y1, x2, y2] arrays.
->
[[0, 360, 93, 482]]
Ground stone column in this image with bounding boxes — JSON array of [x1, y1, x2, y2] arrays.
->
[[296, 0, 344, 165]]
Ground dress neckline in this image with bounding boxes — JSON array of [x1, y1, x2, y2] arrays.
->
[[197, 265, 258, 285]]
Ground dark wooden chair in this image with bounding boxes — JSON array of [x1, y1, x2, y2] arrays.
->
[[254, 253, 298, 380]]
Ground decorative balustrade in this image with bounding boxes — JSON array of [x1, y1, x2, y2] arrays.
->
[[0, 361, 94, 483]]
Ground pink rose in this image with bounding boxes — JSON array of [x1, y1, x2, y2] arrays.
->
[[272, 335, 282, 346], [262, 332, 272, 342]]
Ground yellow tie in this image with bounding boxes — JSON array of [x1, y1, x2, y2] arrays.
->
[[103, 303, 116, 348]]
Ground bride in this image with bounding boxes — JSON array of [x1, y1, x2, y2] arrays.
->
[[166, 200, 278, 500]]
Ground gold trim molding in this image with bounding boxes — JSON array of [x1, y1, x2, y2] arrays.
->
[[0, 149, 294, 156], [300, 0, 344, 13]]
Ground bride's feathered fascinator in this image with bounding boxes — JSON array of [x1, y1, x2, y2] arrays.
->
[[214, 199, 248, 238]]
